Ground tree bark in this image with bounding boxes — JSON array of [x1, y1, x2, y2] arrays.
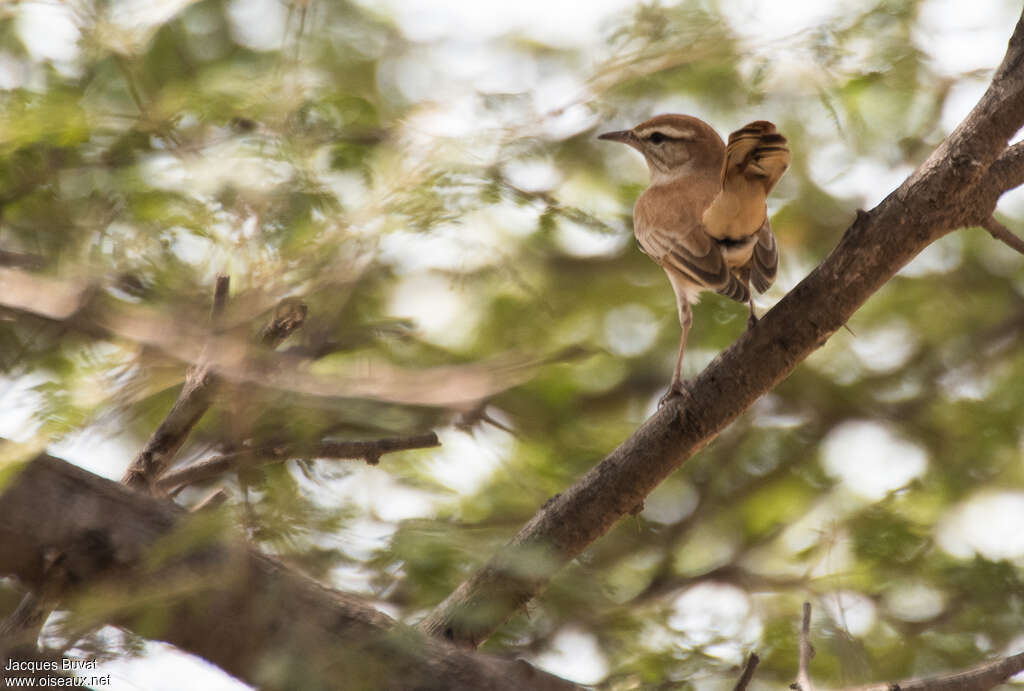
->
[[0, 453, 582, 691], [3, 10, 1024, 691], [419, 10, 1024, 647]]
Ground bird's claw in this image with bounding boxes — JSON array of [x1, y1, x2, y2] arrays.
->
[[658, 382, 685, 408]]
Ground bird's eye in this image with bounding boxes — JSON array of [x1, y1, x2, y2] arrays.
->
[[649, 132, 666, 144]]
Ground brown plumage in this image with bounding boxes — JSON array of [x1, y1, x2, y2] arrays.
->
[[599, 114, 790, 400]]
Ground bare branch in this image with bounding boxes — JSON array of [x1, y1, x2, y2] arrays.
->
[[157, 432, 441, 493], [190, 489, 228, 512], [121, 276, 235, 492], [418, 8, 1024, 649], [120, 279, 311, 491], [943, 11, 1024, 174], [843, 650, 1024, 691], [0, 453, 585, 691], [2, 281, 306, 651], [119, 368, 219, 491], [967, 141, 1024, 226], [732, 652, 760, 691], [986, 139, 1024, 194], [211, 274, 230, 325], [980, 216, 1024, 255], [914, 11, 1024, 232], [785, 604, 1024, 690], [0, 249, 44, 270], [792, 602, 816, 691], [0, 283, 309, 653]]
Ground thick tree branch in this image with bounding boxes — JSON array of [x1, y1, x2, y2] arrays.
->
[[419, 10, 1024, 648], [157, 432, 441, 493], [2, 283, 309, 653], [0, 454, 583, 691], [985, 140, 1024, 193]]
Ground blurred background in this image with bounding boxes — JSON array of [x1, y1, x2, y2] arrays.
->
[[1, 0, 1023, 688]]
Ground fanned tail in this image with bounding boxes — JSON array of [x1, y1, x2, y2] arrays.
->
[[723, 120, 790, 194]]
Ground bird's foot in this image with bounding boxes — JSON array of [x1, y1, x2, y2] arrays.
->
[[658, 375, 699, 408], [658, 380, 687, 408]]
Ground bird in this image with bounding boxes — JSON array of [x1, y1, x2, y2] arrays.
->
[[598, 114, 790, 402]]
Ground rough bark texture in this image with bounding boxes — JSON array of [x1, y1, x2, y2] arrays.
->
[[0, 454, 582, 691], [418, 11, 1024, 647], [3, 12, 1024, 691], [1, 283, 311, 652]]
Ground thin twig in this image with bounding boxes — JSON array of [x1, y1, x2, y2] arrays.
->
[[211, 274, 230, 326], [981, 216, 1024, 256], [191, 489, 228, 512], [121, 276, 234, 492], [792, 602, 815, 691], [121, 283, 309, 492], [841, 649, 1024, 690], [732, 652, 760, 691], [157, 432, 441, 492], [0, 249, 45, 269]]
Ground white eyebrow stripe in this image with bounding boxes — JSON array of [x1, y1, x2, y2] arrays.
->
[[635, 125, 695, 140]]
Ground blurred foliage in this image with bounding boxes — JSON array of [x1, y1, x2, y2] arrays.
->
[[1, 0, 1023, 688]]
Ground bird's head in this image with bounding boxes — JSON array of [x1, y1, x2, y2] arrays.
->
[[598, 114, 725, 183]]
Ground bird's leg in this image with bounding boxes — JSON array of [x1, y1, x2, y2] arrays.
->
[[660, 300, 693, 407], [746, 295, 758, 330]]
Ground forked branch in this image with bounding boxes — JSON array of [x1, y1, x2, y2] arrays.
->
[[419, 9, 1024, 650]]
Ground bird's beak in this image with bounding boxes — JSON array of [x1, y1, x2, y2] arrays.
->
[[597, 129, 635, 145]]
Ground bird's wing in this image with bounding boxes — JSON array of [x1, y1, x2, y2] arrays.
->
[[749, 217, 778, 293], [723, 121, 790, 194], [635, 213, 732, 293]]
